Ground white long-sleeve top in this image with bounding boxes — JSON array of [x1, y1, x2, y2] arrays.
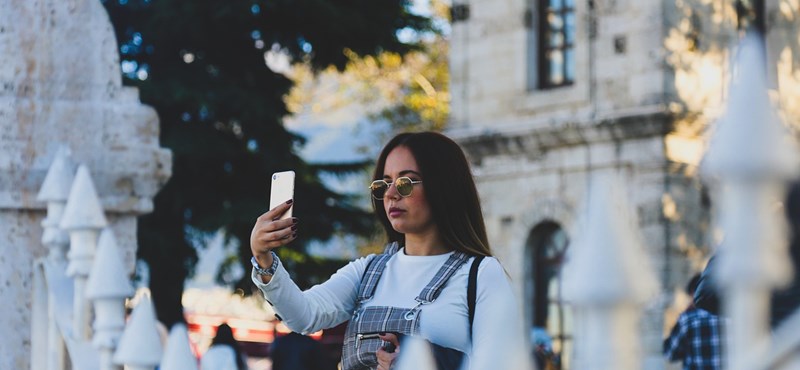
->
[[252, 248, 526, 369]]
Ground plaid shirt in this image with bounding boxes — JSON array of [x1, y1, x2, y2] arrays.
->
[[664, 307, 726, 370]]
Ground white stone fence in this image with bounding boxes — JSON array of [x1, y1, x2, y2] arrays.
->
[[30, 147, 198, 370]]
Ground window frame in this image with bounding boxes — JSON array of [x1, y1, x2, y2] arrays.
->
[[529, 222, 572, 370], [537, 0, 576, 89]]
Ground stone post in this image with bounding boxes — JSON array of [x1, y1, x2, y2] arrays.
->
[[701, 35, 800, 370], [35, 146, 75, 370], [1, 0, 171, 367], [61, 165, 108, 340], [86, 228, 135, 370], [562, 172, 658, 370]]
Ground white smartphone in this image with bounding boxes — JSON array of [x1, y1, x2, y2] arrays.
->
[[269, 170, 295, 220]]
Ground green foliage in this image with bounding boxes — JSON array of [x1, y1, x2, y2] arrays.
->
[[370, 37, 450, 134], [284, 14, 450, 155], [102, 0, 431, 326]]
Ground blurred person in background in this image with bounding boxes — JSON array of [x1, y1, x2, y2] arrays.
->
[[249, 132, 525, 370], [693, 181, 800, 329], [664, 274, 726, 370], [270, 324, 331, 370], [201, 323, 247, 370]]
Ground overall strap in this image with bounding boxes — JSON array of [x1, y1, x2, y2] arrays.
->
[[382, 241, 401, 255], [468, 255, 485, 335], [416, 252, 470, 303], [355, 242, 400, 302]]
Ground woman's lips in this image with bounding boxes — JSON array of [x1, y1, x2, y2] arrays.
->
[[388, 207, 405, 218]]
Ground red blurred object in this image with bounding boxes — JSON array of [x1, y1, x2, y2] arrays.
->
[[185, 312, 340, 361]]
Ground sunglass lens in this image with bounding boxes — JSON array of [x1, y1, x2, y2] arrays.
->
[[370, 181, 388, 199], [395, 177, 413, 197]]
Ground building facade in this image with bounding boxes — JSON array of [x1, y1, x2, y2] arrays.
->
[[448, 0, 800, 368]]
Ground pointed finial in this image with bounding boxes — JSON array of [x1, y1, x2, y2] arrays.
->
[[702, 34, 800, 180], [86, 228, 134, 299], [563, 172, 658, 306], [60, 165, 108, 230], [113, 295, 164, 366], [160, 323, 199, 370], [37, 146, 75, 202]]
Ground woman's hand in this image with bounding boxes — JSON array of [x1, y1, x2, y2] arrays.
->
[[250, 200, 298, 276], [377, 332, 400, 370]]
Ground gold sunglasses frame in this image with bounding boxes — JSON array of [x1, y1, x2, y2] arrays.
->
[[369, 177, 423, 200]]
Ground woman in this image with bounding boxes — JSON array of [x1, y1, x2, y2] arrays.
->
[[250, 132, 522, 370], [200, 323, 247, 370]]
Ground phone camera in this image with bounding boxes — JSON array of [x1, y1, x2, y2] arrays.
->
[[273, 174, 278, 180]]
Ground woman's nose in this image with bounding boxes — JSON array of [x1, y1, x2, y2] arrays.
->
[[384, 181, 401, 200]]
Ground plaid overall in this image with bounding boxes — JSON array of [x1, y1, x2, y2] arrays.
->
[[341, 242, 470, 370]]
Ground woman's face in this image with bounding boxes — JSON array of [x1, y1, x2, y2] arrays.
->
[[382, 146, 436, 237]]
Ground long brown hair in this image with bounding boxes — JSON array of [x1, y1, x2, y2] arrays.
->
[[372, 132, 492, 257]]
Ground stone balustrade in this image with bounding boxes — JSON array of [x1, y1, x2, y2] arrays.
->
[[31, 152, 197, 370]]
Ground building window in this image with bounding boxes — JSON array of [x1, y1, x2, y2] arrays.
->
[[528, 222, 572, 370], [538, 0, 575, 89]]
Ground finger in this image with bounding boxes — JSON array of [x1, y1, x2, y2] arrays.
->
[[256, 217, 296, 235], [258, 231, 298, 249], [270, 199, 294, 221], [259, 228, 297, 244], [378, 333, 400, 347], [267, 222, 298, 239], [250, 216, 296, 257], [376, 349, 398, 369], [257, 199, 293, 222], [256, 217, 298, 235]]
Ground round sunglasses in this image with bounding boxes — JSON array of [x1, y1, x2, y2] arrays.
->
[[369, 177, 423, 200]]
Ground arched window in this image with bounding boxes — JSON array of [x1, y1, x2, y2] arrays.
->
[[527, 221, 572, 370]]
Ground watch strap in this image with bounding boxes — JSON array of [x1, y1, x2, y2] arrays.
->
[[251, 252, 279, 276]]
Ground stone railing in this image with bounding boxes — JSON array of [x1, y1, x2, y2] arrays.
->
[[30, 147, 196, 370]]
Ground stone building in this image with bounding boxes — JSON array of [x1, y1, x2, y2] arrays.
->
[[0, 1, 170, 368], [448, 0, 800, 368]]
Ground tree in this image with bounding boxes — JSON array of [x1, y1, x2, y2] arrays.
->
[[101, 0, 432, 327], [285, 0, 450, 151]]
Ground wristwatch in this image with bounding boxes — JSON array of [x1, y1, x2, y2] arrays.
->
[[251, 252, 279, 277]]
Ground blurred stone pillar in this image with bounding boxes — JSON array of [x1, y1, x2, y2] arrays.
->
[[0, 1, 171, 368]]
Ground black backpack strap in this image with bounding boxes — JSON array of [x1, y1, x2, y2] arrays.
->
[[467, 255, 485, 336]]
